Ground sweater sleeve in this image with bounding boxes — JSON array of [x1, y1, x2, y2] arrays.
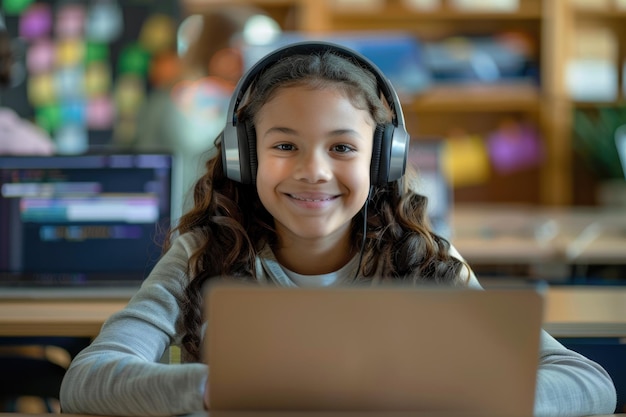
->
[[449, 244, 617, 416], [534, 332, 617, 417], [59, 234, 208, 416]]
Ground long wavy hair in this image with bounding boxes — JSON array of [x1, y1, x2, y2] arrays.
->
[[165, 50, 467, 361]]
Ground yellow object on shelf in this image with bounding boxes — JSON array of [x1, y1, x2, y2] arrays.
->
[[442, 133, 490, 187]]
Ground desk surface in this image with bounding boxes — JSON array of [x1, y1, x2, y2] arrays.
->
[[0, 299, 127, 338], [1, 286, 625, 339], [451, 205, 626, 265], [543, 286, 626, 337]]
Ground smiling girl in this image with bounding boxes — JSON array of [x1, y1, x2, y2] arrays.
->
[[60, 42, 616, 417]]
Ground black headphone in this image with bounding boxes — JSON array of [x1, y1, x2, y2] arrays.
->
[[221, 40, 410, 186]]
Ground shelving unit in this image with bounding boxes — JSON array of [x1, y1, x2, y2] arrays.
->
[[182, 0, 625, 207], [405, 84, 541, 113], [565, 1, 626, 205]]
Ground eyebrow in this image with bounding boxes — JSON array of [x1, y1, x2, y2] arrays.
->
[[262, 126, 365, 140]]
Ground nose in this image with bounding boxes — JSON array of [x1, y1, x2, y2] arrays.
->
[[293, 149, 332, 183]]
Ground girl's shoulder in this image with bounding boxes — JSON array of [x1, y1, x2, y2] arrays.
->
[[138, 231, 206, 294], [166, 230, 208, 256], [448, 244, 482, 289]]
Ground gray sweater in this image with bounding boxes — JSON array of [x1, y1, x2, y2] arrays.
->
[[60, 232, 617, 416]]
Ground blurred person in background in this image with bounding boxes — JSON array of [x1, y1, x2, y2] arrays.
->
[[134, 5, 279, 214]]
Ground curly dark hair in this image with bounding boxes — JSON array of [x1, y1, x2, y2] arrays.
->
[[165, 50, 467, 361]]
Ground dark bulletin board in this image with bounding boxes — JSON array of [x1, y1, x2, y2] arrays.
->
[[0, 0, 180, 150]]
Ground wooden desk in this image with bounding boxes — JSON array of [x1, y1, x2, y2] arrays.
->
[[451, 205, 559, 264], [0, 300, 127, 338], [544, 286, 626, 338], [1, 287, 625, 339], [451, 205, 626, 266]]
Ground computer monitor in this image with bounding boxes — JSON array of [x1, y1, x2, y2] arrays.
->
[[0, 152, 175, 288]]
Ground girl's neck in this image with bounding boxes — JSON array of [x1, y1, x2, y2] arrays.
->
[[274, 233, 356, 276]]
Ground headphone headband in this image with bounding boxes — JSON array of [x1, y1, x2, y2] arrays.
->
[[222, 40, 409, 185]]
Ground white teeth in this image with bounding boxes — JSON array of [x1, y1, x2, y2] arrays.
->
[[289, 194, 332, 202]]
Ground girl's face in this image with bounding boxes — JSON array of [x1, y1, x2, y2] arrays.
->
[[255, 85, 375, 244]]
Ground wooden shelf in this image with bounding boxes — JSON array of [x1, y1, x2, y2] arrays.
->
[[330, 0, 542, 19], [572, 7, 626, 18], [405, 84, 541, 112], [330, 5, 542, 32], [185, 0, 304, 6], [332, 9, 542, 21], [573, 101, 626, 109]]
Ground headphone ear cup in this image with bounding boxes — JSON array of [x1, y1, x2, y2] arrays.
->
[[371, 123, 396, 185], [235, 121, 257, 184], [246, 122, 258, 185], [370, 124, 384, 186], [235, 122, 251, 184]]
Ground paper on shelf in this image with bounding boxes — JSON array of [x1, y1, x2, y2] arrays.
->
[[449, 0, 519, 12], [566, 27, 618, 102], [566, 60, 618, 102]]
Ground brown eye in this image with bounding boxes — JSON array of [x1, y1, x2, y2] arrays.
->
[[332, 144, 355, 154], [275, 144, 296, 151]]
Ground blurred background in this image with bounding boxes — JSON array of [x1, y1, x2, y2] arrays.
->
[[1, 0, 625, 207]]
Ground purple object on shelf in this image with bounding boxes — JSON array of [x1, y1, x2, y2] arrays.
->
[[487, 120, 543, 174]]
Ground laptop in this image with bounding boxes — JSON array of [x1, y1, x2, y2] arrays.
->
[[0, 152, 178, 299], [205, 285, 544, 416]]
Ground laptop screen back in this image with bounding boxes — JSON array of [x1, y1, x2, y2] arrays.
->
[[206, 285, 543, 416], [0, 153, 174, 287]]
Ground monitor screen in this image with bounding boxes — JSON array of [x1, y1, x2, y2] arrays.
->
[[0, 153, 174, 286]]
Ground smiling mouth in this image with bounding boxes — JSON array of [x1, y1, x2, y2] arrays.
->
[[287, 194, 338, 202]]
